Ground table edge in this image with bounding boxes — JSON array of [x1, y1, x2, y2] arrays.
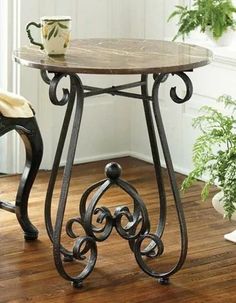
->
[[13, 54, 212, 75]]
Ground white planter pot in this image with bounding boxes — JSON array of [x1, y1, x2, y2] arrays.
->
[[212, 191, 236, 242], [212, 191, 236, 220], [206, 28, 236, 47]]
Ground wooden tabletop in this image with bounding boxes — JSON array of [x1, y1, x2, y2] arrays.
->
[[13, 38, 212, 75]]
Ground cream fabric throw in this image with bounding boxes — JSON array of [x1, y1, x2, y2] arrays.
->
[[0, 90, 34, 118]]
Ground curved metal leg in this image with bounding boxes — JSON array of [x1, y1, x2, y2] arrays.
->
[[133, 72, 192, 283], [42, 72, 97, 287], [141, 74, 167, 239], [43, 72, 76, 256], [128, 74, 167, 257], [15, 118, 43, 240], [0, 116, 43, 240]]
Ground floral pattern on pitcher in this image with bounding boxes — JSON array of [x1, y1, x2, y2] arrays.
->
[[26, 16, 71, 56], [42, 20, 71, 53]]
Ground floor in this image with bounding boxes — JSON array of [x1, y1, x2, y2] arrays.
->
[[0, 157, 236, 303]]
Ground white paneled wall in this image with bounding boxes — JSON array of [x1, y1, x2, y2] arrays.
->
[[128, 0, 236, 175], [0, 0, 11, 173], [2, 0, 235, 177], [129, 0, 182, 168], [2, 0, 166, 173], [35, 0, 119, 169]]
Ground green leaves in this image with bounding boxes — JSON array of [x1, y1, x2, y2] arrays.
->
[[181, 95, 236, 219], [46, 21, 68, 40], [168, 0, 236, 40], [167, 5, 186, 22], [58, 22, 68, 29], [48, 26, 56, 40], [168, 5, 200, 41]]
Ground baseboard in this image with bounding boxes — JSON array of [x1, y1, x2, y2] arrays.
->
[[129, 151, 193, 178], [61, 151, 131, 167], [61, 150, 195, 179], [128, 151, 154, 165]]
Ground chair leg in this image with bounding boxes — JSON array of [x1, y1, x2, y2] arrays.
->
[[15, 117, 43, 240]]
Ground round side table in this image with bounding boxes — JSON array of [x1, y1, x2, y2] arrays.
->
[[14, 38, 212, 288]]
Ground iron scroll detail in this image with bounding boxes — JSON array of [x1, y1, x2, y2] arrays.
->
[[170, 72, 193, 104], [153, 72, 193, 104], [42, 70, 192, 287], [41, 71, 99, 286]]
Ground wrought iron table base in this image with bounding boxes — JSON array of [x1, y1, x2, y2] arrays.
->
[[41, 71, 191, 287]]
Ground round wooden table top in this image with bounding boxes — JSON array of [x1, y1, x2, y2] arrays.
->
[[13, 38, 212, 74]]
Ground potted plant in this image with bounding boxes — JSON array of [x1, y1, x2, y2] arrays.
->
[[168, 0, 236, 45], [181, 95, 236, 221]]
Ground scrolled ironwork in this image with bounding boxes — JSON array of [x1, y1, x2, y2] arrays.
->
[[42, 70, 191, 287], [66, 217, 83, 239], [115, 178, 150, 240], [61, 161, 157, 286], [79, 163, 150, 243], [40, 70, 51, 85], [65, 217, 97, 271], [114, 206, 138, 239], [72, 236, 97, 263], [42, 71, 93, 286], [49, 73, 71, 106], [140, 74, 167, 254], [70, 235, 97, 289], [43, 72, 82, 247], [66, 217, 91, 257], [134, 233, 164, 264], [140, 72, 188, 280], [83, 180, 114, 242], [170, 72, 193, 104], [134, 233, 169, 284], [41, 70, 74, 106], [153, 73, 169, 83]]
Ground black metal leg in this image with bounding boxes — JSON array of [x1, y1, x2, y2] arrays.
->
[[127, 73, 192, 284], [15, 118, 43, 240], [43, 72, 76, 255], [128, 75, 167, 257], [141, 75, 167, 237], [42, 72, 98, 287], [0, 116, 43, 240]]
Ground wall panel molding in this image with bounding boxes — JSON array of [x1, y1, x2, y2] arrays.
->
[[3, 0, 231, 176]]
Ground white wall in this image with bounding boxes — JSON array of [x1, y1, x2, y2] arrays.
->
[[129, 0, 182, 168], [0, 0, 139, 172], [35, 0, 131, 169], [1, 0, 167, 173], [0, 0, 19, 173], [2, 0, 235, 177], [129, 0, 236, 176]]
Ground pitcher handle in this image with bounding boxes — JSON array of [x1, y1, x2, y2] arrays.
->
[[26, 22, 44, 50]]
